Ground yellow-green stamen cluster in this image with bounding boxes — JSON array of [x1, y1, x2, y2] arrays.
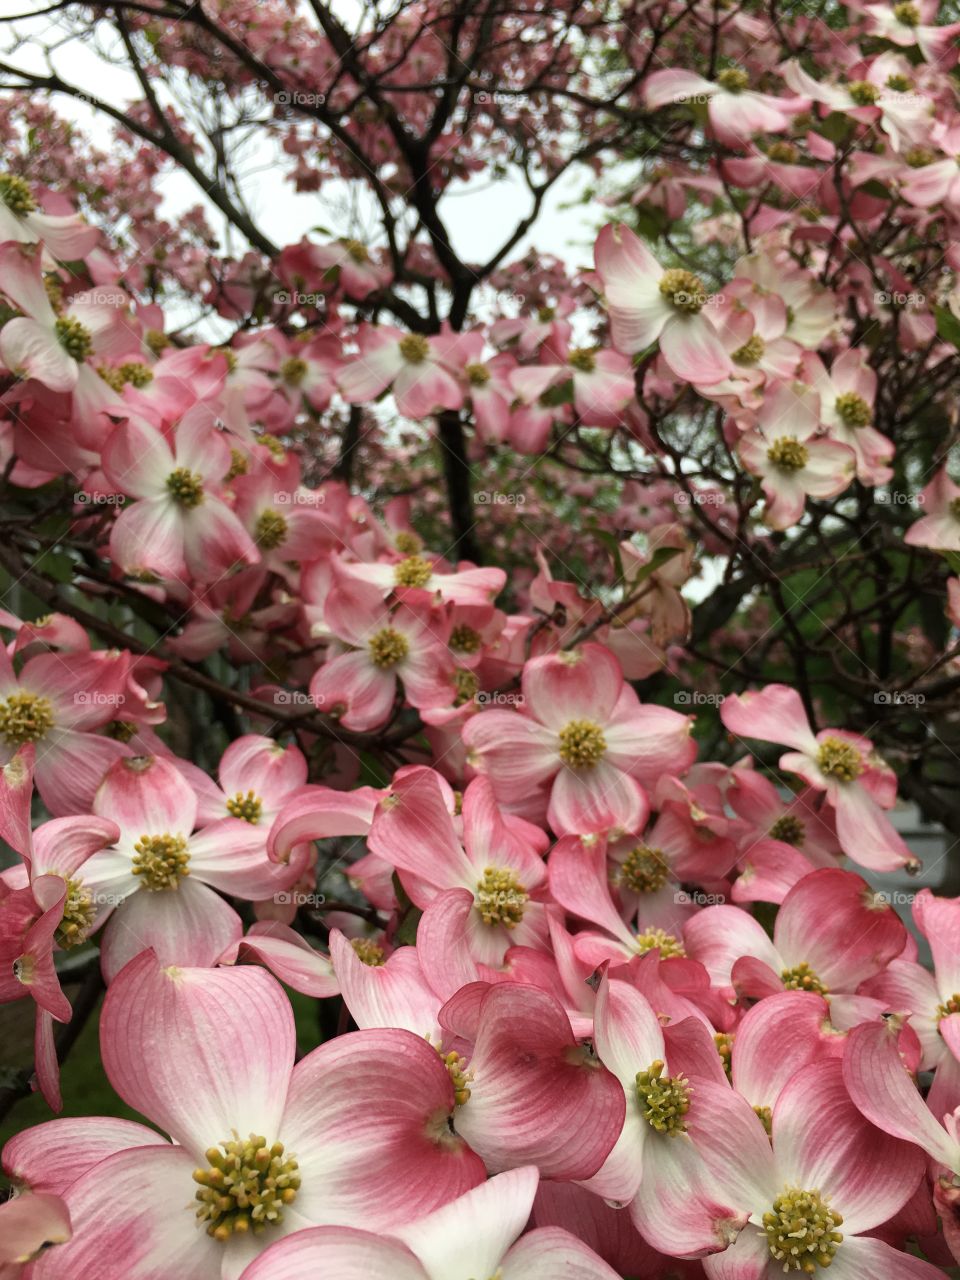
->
[[442, 1049, 473, 1105], [762, 1187, 843, 1272], [106, 720, 137, 743], [394, 530, 422, 555], [255, 509, 288, 550], [781, 961, 828, 994], [166, 467, 205, 508], [834, 391, 872, 427], [619, 845, 669, 895], [131, 833, 190, 891], [568, 347, 597, 373], [937, 994, 960, 1020], [465, 362, 491, 386], [847, 80, 880, 106], [145, 328, 169, 356], [732, 334, 766, 364], [816, 736, 863, 782], [886, 73, 912, 92], [0, 691, 54, 745], [659, 268, 707, 314], [257, 433, 286, 459], [717, 67, 750, 93], [450, 624, 483, 654], [636, 1059, 691, 1135], [194, 1134, 300, 1241], [755, 1103, 774, 1135], [399, 333, 430, 364], [767, 141, 799, 163], [715, 1032, 734, 1079], [343, 238, 369, 263], [226, 790, 263, 823], [454, 667, 480, 705], [558, 719, 607, 768], [905, 146, 935, 168], [636, 927, 686, 958], [281, 356, 308, 386], [99, 362, 154, 391], [351, 938, 386, 966], [55, 877, 95, 949], [0, 174, 36, 215], [394, 554, 433, 588], [475, 865, 528, 927], [55, 316, 93, 361], [368, 626, 409, 669], [226, 449, 249, 480], [769, 814, 806, 846], [767, 437, 809, 472], [893, 1, 919, 23]]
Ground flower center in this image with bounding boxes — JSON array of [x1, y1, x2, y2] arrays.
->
[[762, 1187, 843, 1272], [834, 391, 872, 427], [280, 356, 308, 386], [769, 814, 806, 846], [257, 432, 286, 459], [394, 554, 433, 588], [368, 626, 409, 669], [717, 67, 750, 92], [100, 361, 154, 390], [781, 961, 829, 994], [441, 1049, 474, 1106], [937, 994, 960, 1021], [558, 719, 607, 768], [351, 938, 386, 966], [227, 449, 249, 479], [0, 173, 37, 215], [767, 437, 809, 472], [55, 877, 96, 949], [399, 333, 430, 364], [131, 833, 191, 891], [194, 1134, 300, 1241], [0, 691, 54, 745], [394, 530, 422, 554], [658, 268, 706, 314], [475, 865, 528, 927], [54, 316, 93, 362], [767, 141, 799, 163], [893, 1, 919, 22], [905, 146, 935, 167], [755, 1104, 773, 1135], [636, 927, 686, 958], [450, 624, 483, 654], [466, 362, 491, 386], [847, 79, 880, 106], [454, 668, 480, 704], [106, 719, 137, 742], [166, 467, 205, 508], [343, 238, 370, 263], [226, 790, 263, 823], [732, 334, 766, 364], [636, 1059, 691, 1135], [145, 328, 169, 355], [568, 347, 597, 373], [255, 508, 288, 549], [886, 73, 912, 92], [619, 845, 670, 894], [715, 1032, 734, 1079], [816, 735, 863, 782]]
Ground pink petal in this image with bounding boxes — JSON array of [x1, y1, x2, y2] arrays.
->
[[0, 1191, 71, 1265], [280, 1028, 486, 1228], [330, 928, 439, 1035], [236, 1227, 425, 1280], [772, 1057, 925, 1233], [522, 644, 623, 731], [100, 950, 295, 1157], [659, 313, 733, 385], [501, 1227, 622, 1280], [235, 922, 340, 999], [720, 683, 818, 753], [3, 1116, 166, 1195], [30, 1145, 222, 1280]]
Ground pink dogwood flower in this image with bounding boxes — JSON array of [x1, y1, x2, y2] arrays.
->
[[593, 223, 733, 384], [689, 1056, 939, 1278], [721, 683, 918, 871], [904, 465, 960, 550], [337, 324, 464, 418], [14, 953, 486, 1280], [684, 867, 907, 1001], [645, 67, 803, 150], [461, 642, 695, 835], [103, 410, 259, 582], [81, 754, 296, 979]]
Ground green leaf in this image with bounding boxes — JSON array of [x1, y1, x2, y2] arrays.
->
[[629, 545, 682, 584], [935, 306, 960, 349]]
